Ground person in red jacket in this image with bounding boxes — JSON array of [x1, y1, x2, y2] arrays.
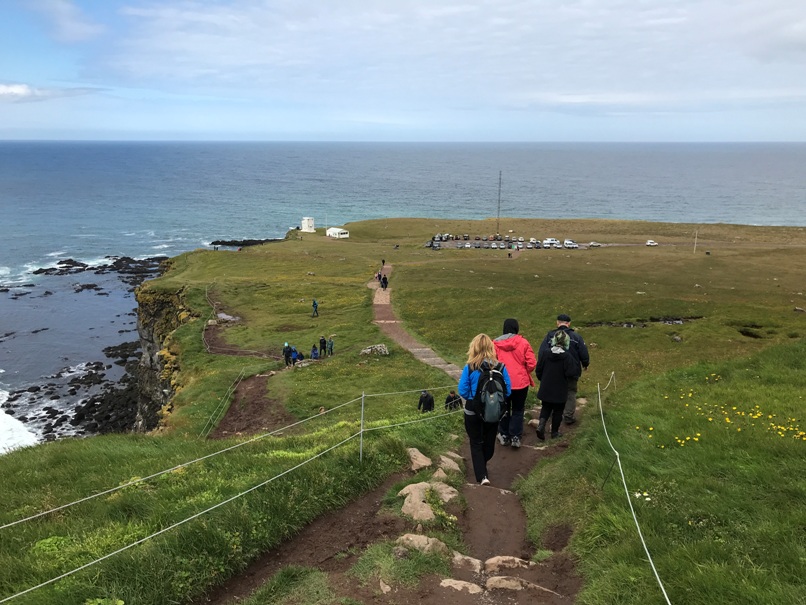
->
[[493, 318, 537, 449]]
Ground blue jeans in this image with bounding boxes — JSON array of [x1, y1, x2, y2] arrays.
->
[[499, 386, 529, 439]]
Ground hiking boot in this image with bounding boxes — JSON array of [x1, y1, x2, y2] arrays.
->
[[480, 477, 490, 486], [564, 416, 576, 425], [536, 419, 546, 441], [551, 431, 564, 439], [497, 433, 511, 446], [510, 436, 521, 449]]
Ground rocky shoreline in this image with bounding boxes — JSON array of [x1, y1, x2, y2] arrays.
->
[[1, 256, 167, 441]]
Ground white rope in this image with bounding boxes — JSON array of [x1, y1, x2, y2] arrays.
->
[[0, 396, 361, 530], [0, 433, 360, 604], [596, 379, 672, 605], [364, 384, 455, 398], [361, 407, 463, 432], [198, 368, 247, 438]]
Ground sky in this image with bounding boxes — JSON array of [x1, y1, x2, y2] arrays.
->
[[1, 0, 805, 141]]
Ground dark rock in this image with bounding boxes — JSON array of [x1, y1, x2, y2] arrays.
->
[[27, 386, 41, 393]]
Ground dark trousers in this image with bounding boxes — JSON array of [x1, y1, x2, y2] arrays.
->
[[539, 400, 565, 434], [464, 412, 498, 483], [499, 386, 529, 439], [284, 355, 291, 367]]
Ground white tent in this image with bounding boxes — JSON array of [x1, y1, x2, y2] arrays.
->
[[326, 227, 349, 239]]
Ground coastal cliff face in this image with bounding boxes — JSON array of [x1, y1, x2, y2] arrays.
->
[[134, 285, 191, 432]]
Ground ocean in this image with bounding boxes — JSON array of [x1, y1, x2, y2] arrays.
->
[[3, 141, 806, 451]]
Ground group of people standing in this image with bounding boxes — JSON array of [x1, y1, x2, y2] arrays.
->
[[458, 314, 590, 485], [283, 336, 334, 366]]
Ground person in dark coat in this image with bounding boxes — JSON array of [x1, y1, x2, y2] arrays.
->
[[444, 390, 461, 410], [417, 390, 435, 413], [535, 330, 577, 440], [310, 344, 319, 360], [319, 336, 327, 357], [381, 274, 388, 290], [282, 342, 292, 367], [538, 313, 590, 424], [311, 299, 319, 317]]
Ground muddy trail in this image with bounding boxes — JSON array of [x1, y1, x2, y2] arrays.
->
[[196, 264, 583, 604]]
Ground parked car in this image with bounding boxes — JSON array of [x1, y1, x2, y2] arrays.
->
[[533, 241, 542, 249], [491, 242, 498, 249], [463, 234, 469, 240], [543, 237, 561, 248], [425, 240, 433, 248], [464, 242, 471, 248], [432, 242, 441, 250], [563, 239, 579, 249], [517, 242, 524, 249], [588, 241, 602, 248], [526, 243, 533, 249], [646, 240, 659, 246], [483, 242, 490, 249], [474, 241, 481, 248]]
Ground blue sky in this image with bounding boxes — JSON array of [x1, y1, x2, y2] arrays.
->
[[1, 0, 805, 141]]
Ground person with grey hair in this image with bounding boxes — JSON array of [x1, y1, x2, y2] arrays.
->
[[538, 313, 590, 425]]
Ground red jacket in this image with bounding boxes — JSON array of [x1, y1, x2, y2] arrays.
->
[[493, 334, 537, 389]]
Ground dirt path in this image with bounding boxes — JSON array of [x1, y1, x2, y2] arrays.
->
[[197, 263, 582, 604]]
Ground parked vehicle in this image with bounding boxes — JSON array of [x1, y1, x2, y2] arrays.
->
[[463, 234, 469, 240], [588, 241, 602, 248], [543, 238, 561, 248], [563, 239, 578, 249], [646, 240, 659, 246], [491, 242, 498, 249]]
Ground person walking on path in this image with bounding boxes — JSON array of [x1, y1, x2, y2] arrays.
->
[[282, 342, 292, 367], [319, 335, 327, 357], [535, 330, 576, 440], [311, 299, 319, 317], [494, 318, 537, 449], [381, 274, 388, 291], [538, 313, 589, 424], [417, 390, 435, 413], [444, 390, 461, 410], [327, 336, 334, 356], [458, 334, 512, 485]]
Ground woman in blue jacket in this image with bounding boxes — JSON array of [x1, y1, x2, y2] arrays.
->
[[458, 334, 512, 485]]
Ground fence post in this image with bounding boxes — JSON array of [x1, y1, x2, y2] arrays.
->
[[359, 391, 366, 463]]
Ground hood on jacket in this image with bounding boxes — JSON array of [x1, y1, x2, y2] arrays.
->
[[494, 333, 522, 351]]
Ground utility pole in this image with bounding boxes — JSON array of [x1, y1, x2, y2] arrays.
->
[[497, 170, 502, 235]]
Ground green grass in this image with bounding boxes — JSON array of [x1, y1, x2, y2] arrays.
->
[[1, 219, 805, 604]]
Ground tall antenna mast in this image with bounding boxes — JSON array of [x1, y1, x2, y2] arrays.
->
[[497, 170, 502, 235]]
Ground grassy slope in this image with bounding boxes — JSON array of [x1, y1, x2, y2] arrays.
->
[[1, 218, 804, 604]]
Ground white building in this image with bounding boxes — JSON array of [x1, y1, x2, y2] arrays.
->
[[301, 217, 315, 232], [326, 227, 350, 239]]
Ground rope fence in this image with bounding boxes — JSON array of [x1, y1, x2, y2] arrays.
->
[[0, 388, 463, 603], [596, 373, 672, 605], [3, 367, 672, 604]]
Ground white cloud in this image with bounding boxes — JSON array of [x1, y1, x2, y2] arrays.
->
[[32, 0, 104, 42], [0, 83, 97, 102]]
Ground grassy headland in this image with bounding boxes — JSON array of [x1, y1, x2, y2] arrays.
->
[[1, 218, 804, 604]]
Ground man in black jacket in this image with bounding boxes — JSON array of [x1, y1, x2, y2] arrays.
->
[[418, 390, 435, 413], [538, 313, 590, 424]]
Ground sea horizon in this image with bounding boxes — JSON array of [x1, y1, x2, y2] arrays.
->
[[3, 141, 806, 451]]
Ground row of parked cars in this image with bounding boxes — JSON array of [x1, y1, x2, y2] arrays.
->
[[427, 233, 580, 250]]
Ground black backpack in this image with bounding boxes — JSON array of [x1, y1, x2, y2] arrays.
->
[[472, 361, 506, 423]]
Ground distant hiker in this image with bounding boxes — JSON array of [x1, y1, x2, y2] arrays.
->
[[417, 390, 435, 413], [319, 335, 327, 357], [381, 275, 388, 290], [494, 318, 537, 449], [310, 344, 319, 360], [311, 299, 319, 317], [535, 330, 577, 440], [376, 271, 381, 281], [291, 346, 299, 365], [445, 390, 461, 410], [282, 342, 292, 367], [327, 337, 334, 356], [382, 259, 385, 267], [458, 334, 512, 485], [537, 313, 590, 425]]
